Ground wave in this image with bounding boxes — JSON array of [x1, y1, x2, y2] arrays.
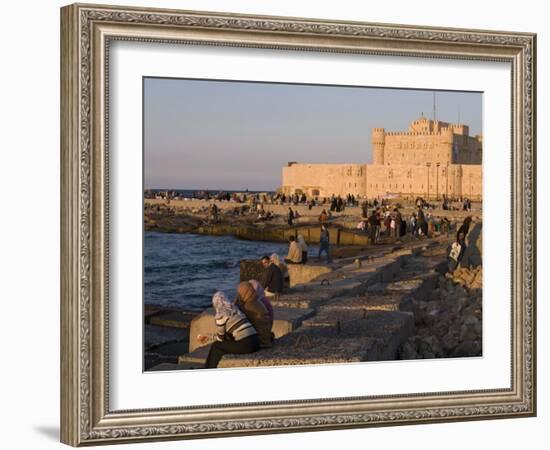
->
[[144, 259, 237, 274]]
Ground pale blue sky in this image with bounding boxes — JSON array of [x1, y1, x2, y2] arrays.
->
[[144, 78, 482, 191]]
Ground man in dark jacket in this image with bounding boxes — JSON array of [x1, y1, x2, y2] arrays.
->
[[260, 255, 283, 295], [368, 210, 379, 245]]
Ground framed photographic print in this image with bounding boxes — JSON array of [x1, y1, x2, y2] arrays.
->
[[60, 3, 536, 446]]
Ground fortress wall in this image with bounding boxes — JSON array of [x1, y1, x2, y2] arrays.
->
[[281, 162, 482, 200], [366, 164, 434, 198], [460, 164, 483, 200], [365, 163, 481, 200], [282, 163, 366, 198], [384, 133, 452, 165]]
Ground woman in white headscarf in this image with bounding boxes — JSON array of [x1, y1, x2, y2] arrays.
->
[[297, 234, 308, 264], [270, 253, 290, 292], [198, 291, 259, 369]]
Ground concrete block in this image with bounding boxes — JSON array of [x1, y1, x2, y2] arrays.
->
[[367, 273, 438, 304], [308, 227, 321, 244], [188, 306, 315, 352], [302, 309, 365, 328], [178, 344, 211, 366], [283, 228, 296, 240], [322, 293, 414, 314], [380, 260, 402, 282], [325, 228, 338, 245], [287, 264, 332, 287], [189, 308, 216, 352], [338, 230, 355, 246], [272, 307, 316, 337], [218, 310, 415, 368], [240, 260, 332, 288], [219, 328, 380, 368]]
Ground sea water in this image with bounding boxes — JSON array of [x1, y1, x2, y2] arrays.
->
[[144, 231, 289, 311]]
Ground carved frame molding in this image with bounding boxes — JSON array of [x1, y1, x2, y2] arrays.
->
[[61, 3, 536, 446]]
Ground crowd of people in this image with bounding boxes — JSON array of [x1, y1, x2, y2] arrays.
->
[[354, 205, 452, 245], [147, 188, 477, 213]]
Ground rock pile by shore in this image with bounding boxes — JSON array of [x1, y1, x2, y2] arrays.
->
[[399, 265, 482, 359]]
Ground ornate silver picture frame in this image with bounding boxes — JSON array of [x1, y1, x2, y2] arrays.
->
[[60, 3, 536, 446]]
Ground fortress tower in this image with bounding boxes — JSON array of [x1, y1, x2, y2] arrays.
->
[[371, 128, 386, 165], [440, 126, 454, 163]]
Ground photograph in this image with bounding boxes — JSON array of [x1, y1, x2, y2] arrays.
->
[[143, 78, 483, 371]]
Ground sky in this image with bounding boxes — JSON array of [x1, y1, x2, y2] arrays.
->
[[144, 77, 482, 191]]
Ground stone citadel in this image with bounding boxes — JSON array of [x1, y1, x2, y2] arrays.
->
[[281, 116, 482, 200]]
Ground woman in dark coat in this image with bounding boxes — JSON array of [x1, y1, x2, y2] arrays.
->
[[456, 216, 472, 241], [235, 281, 273, 348]]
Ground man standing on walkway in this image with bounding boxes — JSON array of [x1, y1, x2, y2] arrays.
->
[[368, 210, 379, 245], [287, 207, 294, 226], [319, 225, 332, 263]]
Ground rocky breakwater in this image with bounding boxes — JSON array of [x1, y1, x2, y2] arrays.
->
[[144, 200, 372, 245], [144, 203, 203, 233], [163, 238, 452, 370], [399, 265, 482, 359]]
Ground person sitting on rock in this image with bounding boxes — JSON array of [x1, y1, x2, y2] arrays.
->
[[248, 279, 274, 323], [284, 235, 303, 264], [448, 231, 467, 272], [235, 281, 273, 349], [269, 253, 290, 293], [297, 234, 308, 264], [199, 291, 259, 369], [260, 255, 284, 296]]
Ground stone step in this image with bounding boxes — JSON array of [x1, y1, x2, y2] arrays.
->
[[178, 344, 211, 366], [270, 278, 366, 309], [218, 310, 414, 368], [366, 273, 439, 302], [188, 306, 315, 352], [319, 293, 414, 314], [219, 330, 380, 368]]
